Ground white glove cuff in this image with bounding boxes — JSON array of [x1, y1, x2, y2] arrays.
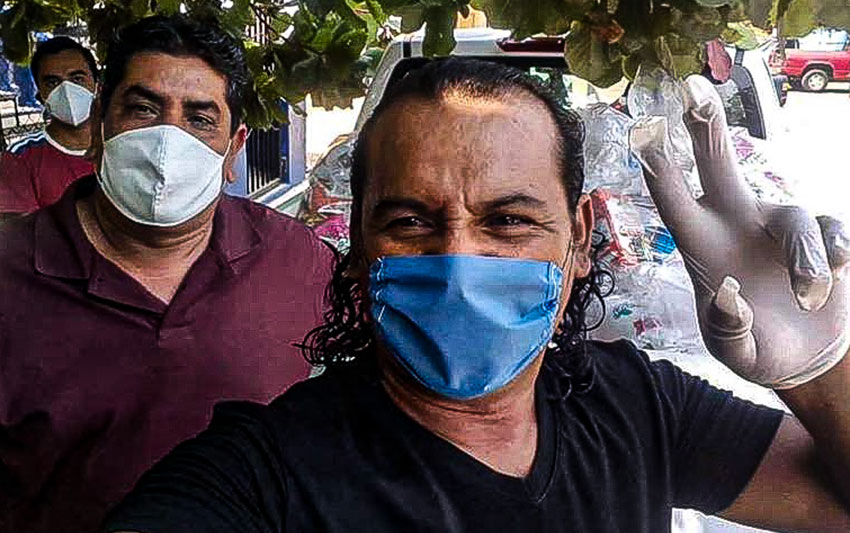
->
[[770, 323, 850, 390]]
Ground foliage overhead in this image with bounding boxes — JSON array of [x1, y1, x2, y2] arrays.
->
[[1, 0, 848, 129]]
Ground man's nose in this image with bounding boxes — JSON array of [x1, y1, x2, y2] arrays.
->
[[158, 107, 183, 128]]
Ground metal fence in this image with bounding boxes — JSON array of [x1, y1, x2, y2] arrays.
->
[[243, 15, 290, 196], [0, 92, 44, 152], [246, 127, 286, 195]]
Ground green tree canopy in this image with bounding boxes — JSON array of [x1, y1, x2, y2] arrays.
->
[[1, 0, 847, 129]]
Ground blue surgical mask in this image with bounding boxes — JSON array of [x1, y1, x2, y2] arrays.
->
[[369, 255, 566, 400]]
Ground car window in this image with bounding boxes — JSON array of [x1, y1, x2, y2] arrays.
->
[[725, 62, 765, 139]]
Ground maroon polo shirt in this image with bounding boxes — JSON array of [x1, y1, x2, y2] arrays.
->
[[0, 176, 333, 532], [0, 131, 94, 214]]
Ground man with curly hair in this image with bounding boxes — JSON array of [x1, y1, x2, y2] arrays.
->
[[106, 58, 850, 532]]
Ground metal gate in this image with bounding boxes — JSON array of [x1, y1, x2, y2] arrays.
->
[[246, 126, 287, 195]]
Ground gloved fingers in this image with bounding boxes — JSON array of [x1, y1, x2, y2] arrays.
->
[[816, 215, 850, 280], [680, 75, 755, 214], [765, 205, 833, 312], [630, 117, 706, 247], [682, 75, 728, 126], [704, 276, 758, 378]]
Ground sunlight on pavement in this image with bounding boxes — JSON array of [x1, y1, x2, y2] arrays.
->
[[776, 84, 850, 223]]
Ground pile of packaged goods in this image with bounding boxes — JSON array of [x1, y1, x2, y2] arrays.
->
[[586, 67, 795, 352], [297, 134, 356, 253]]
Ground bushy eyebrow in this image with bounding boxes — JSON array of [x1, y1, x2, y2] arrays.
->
[[184, 100, 221, 118], [370, 197, 432, 220], [122, 84, 165, 107], [479, 193, 547, 211]]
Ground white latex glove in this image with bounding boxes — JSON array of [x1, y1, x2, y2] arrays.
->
[[630, 75, 850, 389]]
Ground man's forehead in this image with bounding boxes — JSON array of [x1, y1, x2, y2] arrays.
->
[[40, 49, 90, 74], [365, 94, 564, 202], [120, 52, 227, 103]]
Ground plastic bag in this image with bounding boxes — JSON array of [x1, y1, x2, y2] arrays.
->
[[579, 103, 646, 195], [627, 65, 704, 198]]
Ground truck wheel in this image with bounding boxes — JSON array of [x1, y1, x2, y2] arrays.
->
[[801, 69, 829, 92]]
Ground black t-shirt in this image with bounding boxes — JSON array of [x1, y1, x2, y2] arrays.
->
[[104, 341, 783, 533]]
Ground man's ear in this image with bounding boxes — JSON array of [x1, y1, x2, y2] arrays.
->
[[570, 193, 595, 279], [85, 90, 104, 170], [224, 124, 249, 184]]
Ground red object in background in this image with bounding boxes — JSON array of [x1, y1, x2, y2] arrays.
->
[[779, 45, 850, 89], [706, 39, 732, 83], [590, 189, 643, 267]]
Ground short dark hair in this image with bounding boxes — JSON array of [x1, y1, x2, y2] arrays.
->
[[100, 15, 249, 134], [301, 58, 611, 401], [31, 36, 99, 85]]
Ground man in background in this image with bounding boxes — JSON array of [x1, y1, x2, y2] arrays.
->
[[0, 36, 97, 215]]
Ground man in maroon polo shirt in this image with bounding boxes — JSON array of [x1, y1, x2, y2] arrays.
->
[[0, 16, 332, 532], [0, 37, 98, 216]]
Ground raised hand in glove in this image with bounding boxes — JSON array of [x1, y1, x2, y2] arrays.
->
[[630, 75, 850, 389]]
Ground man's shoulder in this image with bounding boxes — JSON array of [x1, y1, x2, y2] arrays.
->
[[211, 367, 378, 450], [586, 339, 654, 375], [562, 339, 669, 404], [222, 195, 334, 260], [6, 131, 48, 156]]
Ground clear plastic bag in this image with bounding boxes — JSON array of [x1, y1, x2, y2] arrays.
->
[[579, 103, 646, 195], [627, 65, 704, 198]]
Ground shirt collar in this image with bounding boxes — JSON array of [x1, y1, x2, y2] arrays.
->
[[34, 176, 264, 281], [44, 130, 89, 157]]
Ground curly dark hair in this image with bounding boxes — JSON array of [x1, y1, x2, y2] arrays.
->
[[301, 58, 613, 400], [100, 15, 249, 134]]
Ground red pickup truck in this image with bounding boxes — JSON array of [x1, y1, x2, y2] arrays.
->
[[778, 41, 850, 91]]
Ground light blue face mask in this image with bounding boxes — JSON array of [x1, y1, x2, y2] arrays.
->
[[369, 254, 566, 400]]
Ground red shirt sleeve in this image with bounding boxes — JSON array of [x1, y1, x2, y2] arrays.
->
[[0, 152, 39, 214]]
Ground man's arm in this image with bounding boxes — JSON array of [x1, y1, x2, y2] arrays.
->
[[720, 355, 850, 531], [103, 402, 287, 533]]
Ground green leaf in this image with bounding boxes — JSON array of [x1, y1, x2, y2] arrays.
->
[[130, 0, 150, 18], [622, 52, 641, 80], [422, 6, 456, 56], [0, 7, 33, 64], [364, 0, 388, 24], [744, 0, 773, 26], [220, 0, 255, 34], [473, 0, 584, 39], [666, 34, 705, 77], [564, 20, 624, 88], [725, 21, 759, 49], [694, 0, 730, 7], [782, 0, 817, 37], [670, 6, 726, 42], [303, 0, 338, 17], [395, 5, 426, 33], [154, 0, 181, 15]]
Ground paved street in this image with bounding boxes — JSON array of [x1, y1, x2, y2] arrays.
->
[[776, 83, 850, 221]]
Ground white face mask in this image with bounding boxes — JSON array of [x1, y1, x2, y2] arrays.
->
[[45, 81, 94, 126], [98, 124, 230, 227]]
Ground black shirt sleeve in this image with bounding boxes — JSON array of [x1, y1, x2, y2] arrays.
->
[[650, 358, 784, 514], [103, 401, 287, 533]]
